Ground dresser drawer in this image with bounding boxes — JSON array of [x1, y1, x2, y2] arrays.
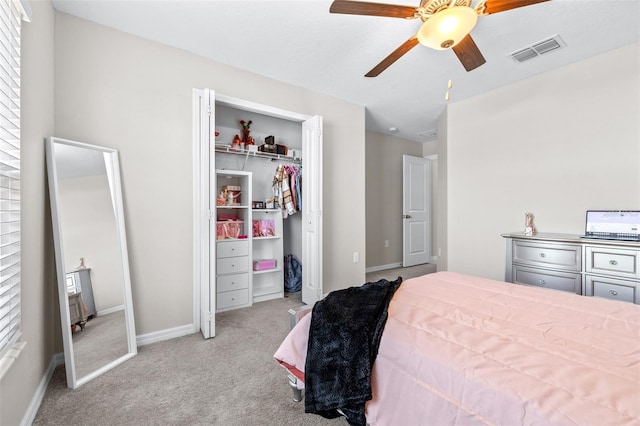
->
[[585, 246, 639, 279], [512, 240, 581, 272], [217, 256, 249, 275], [217, 273, 249, 293], [217, 240, 249, 258], [512, 265, 581, 294], [217, 288, 249, 310], [584, 275, 637, 304]]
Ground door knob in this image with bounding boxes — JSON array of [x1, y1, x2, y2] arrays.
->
[[403, 214, 412, 219]]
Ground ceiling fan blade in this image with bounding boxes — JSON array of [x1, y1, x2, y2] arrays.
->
[[452, 34, 486, 72], [483, 0, 550, 14], [330, 0, 417, 18], [365, 37, 419, 77]]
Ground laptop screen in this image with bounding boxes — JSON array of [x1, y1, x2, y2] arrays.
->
[[584, 210, 640, 239]]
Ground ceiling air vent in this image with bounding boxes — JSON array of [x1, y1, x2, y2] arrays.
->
[[510, 35, 565, 63], [418, 129, 438, 139]]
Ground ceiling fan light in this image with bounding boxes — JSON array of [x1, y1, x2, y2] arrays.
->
[[417, 6, 478, 50]]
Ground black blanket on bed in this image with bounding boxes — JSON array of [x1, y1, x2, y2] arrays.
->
[[304, 277, 403, 426]]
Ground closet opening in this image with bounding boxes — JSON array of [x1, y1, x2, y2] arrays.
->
[[193, 90, 323, 338]]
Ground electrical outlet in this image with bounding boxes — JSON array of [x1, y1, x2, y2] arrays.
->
[[384, 240, 389, 248], [353, 252, 359, 263]]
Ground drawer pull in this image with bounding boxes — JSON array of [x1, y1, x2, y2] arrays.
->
[[609, 260, 618, 266], [539, 279, 546, 286], [609, 290, 618, 296], [539, 253, 546, 258]]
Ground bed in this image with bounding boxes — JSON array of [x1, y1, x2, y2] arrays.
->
[[274, 271, 640, 425]]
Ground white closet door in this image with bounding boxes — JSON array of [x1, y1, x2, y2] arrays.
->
[[198, 88, 216, 338], [302, 115, 323, 305]]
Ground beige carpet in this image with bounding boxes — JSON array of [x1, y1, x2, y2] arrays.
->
[[72, 310, 129, 379], [34, 264, 436, 425], [34, 294, 348, 426]]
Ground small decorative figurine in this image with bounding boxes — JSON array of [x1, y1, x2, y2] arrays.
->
[[524, 212, 536, 236], [77, 257, 87, 270], [240, 119, 253, 144], [232, 134, 241, 150], [216, 191, 226, 206]]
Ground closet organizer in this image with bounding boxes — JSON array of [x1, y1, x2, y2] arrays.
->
[[214, 149, 302, 310], [211, 98, 307, 312]]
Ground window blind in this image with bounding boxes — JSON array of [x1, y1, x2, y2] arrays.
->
[[0, 0, 24, 360]]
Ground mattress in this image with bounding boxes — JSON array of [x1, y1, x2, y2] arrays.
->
[[274, 271, 640, 425]]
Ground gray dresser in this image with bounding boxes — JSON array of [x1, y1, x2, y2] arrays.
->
[[66, 268, 97, 318], [503, 233, 640, 304]]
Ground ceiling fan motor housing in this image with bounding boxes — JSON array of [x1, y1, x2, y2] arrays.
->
[[421, 0, 472, 17]]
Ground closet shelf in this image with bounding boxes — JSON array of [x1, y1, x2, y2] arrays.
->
[[214, 144, 302, 164]]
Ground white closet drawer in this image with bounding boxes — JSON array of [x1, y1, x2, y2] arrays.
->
[[217, 273, 249, 293], [217, 240, 249, 258], [217, 256, 249, 275], [585, 246, 639, 279], [217, 288, 249, 310]]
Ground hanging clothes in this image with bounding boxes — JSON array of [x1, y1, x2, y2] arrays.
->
[[273, 165, 296, 218], [284, 164, 302, 213]]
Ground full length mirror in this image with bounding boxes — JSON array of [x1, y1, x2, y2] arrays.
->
[[46, 136, 137, 389]]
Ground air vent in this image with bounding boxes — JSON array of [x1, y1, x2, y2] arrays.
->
[[510, 35, 566, 63], [418, 129, 438, 139]]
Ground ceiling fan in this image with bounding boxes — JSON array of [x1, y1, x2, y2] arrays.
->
[[329, 0, 550, 77]]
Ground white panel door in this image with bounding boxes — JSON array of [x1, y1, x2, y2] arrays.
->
[[302, 115, 323, 305], [198, 89, 215, 338], [402, 155, 431, 267]]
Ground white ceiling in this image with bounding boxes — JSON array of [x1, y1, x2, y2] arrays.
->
[[50, 0, 640, 143]]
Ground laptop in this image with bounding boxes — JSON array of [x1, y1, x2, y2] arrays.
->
[[581, 210, 640, 241]]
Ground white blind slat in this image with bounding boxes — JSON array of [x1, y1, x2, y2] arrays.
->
[[0, 0, 21, 361]]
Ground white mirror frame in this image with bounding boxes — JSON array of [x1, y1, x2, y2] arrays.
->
[[46, 136, 137, 389]]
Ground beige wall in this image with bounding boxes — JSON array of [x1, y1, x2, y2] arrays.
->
[[53, 12, 367, 335], [444, 43, 640, 280], [59, 175, 125, 312], [0, 2, 57, 425], [436, 110, 448, 271]]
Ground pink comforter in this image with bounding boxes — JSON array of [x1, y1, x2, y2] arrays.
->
[[274, 271, 640, 425]]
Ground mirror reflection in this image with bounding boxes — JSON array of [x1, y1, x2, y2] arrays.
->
[[46, 137, 137, 389]]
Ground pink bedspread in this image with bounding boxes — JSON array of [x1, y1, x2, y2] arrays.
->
[[274, 271, 640, 425]]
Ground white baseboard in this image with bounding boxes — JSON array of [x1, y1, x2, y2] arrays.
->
[[96, 305, 125, 317], [367, 258, 438, 274], [21, 352, 65, 426], [366, 262, 402, 273], [136, 324, 196, 346]]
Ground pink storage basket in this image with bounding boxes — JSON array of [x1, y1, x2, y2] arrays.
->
[[216, 220, 244, 240], [253, 259, 276, 271]]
